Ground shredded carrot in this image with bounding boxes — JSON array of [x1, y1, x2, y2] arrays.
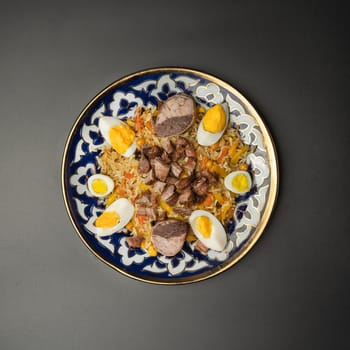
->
[[145, 120, 153, 131], [124, 172, 135, 179], [137, 215, 147, 225], [200, 156, 208, 168], [210, 141, 220, 151], [203, 193, 214, 206], [217, 146, 229, 164], [135, 115, 143, 133]]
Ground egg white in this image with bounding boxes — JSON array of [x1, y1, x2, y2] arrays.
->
[[189, 210, 227, 251], [196, 102, 229, 146], [87, 174, 115, 198], [99, 117, 136, 157], [94, 198, 135, 237], [224, 170, 252, 195]]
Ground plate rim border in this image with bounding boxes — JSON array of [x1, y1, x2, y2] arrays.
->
[[61, 66, 279, 285]]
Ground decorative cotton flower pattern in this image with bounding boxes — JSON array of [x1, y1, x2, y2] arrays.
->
[[196, 83, 224, 104], [207, 240, 234, 262], [69, 164, 96, 196], [110, 92, 143, 118]]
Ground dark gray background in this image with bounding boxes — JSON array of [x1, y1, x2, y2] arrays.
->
[[1, 0, 349, 349]]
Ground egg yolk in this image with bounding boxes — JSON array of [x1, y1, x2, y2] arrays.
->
[[202, 104, 226, 133], [91, 179, 108, 194], [95, 211, 120, 228], [232, 173, 249, 192], [195, 216, 212, 238], [109, 124, 135, 154]]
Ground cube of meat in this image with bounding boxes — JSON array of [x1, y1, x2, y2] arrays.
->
[[153, 158, 170, 181]]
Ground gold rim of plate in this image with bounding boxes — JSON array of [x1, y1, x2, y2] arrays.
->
[[61, 67, 279, 285]]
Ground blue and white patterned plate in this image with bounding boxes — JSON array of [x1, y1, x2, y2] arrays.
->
[[62, 67, 278, 284]]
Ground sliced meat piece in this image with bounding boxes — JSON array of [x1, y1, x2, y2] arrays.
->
[[138, 154, 150, 174], [143, 170, 155, 184], [170, 162, 183, 178], [192, 177, 209, 196], [160, 151, 171, 163], [126, 236, 143, 249], [151, 193, 158, 207], [153, 181, 166, 193], [177, 187, 194, 205], [171, 149, 182, 162], [177, 136, 188, 146], [185, 144, 196, 158], [201, 169, 218, 185], [153, 158, 170, 181], [144, 145, 162, 159], [183, 157, 196, 173], [135, 191, 151, 205], [166, 176, 178, 185], [165, 193, 179, 206], [154, 94, 196, 137], [151, 220, 189, 256], [137, 207, 157, 221], [161, 184, 176, 201], [173, 207, 192, 216], [194, 240, 209, 254], [175, 176, 194, 190], [161, 139, 174, 154]]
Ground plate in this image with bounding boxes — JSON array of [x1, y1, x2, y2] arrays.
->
[[62, 67, 278, 284]]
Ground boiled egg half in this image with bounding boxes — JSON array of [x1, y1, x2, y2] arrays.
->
[[224, 170, 252, 194], [87, 174, 114, 198], [197, 103, 229, 146], [94, 198, 134, 236], [189, 210, 227, 251], [99, 117, 136, 157]]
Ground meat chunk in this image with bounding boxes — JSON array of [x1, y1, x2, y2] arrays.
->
[[135, 191, 151, 205], [176, 136, 188, 146], [171, 149, 182, 162], [154, 94, 196, 137], [144, 145, 162, 159], [173, 207, 192, 216], [192, 177, 209, 196], [151, 193, 158, 207], [166, 176, 178, 185], [161, 139, 174, 154], [143, 170, 155, 184], [171, 162, 183, 178], [126, 236, 143, 249], [175, 176, 193, 190], [194, 240, 209, 254], [137, 207, 157, 221], [151, 220, 189, 256], [165, 193, 179, 206], [153, 181, 166, 193], [183, 157, 197, 173], [161, 185, 176, 201], [153, 158, 170, 181], [201, 169, 218, 185], [178, 187, 194, 205], [138, 154, 150, 174], [185, 144, 196, 158], [160, 151, 171, 163]]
